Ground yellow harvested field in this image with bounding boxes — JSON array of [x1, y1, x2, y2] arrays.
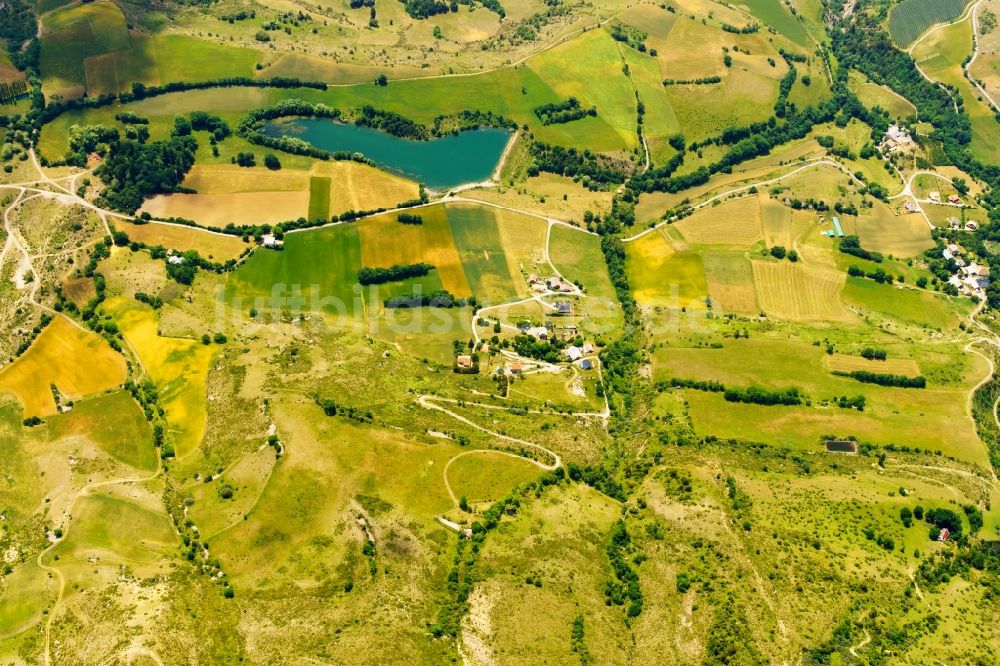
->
[[825, 354, 921, 377], [105, 298, 214, 457], [358, 212, 472, 297], [0, 315, 126, 417], [626, 229, 708, 308], [182, 164, 310, 193], [139, 191, 309, 228], [117, 221, 248, 261], [318, 161, 420, 215], [675, 196, 763, 246], [751, 260, 851, 321]]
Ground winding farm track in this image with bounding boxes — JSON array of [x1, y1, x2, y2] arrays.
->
[[417, 394, 562, 467], [35, 461, 165, 666]]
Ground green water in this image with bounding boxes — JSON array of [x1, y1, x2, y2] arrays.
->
[[261, 118, 511, 190]]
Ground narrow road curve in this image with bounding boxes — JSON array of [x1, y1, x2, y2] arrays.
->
[[417, 394, 562, 470], [967, 1, 1000, 112]]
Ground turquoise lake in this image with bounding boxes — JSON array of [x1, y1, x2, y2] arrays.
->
[[260, 119, 511, 190]]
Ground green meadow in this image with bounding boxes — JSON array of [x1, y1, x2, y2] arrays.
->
[[46, 390, 156, 471], [308, 176, 332, 221]]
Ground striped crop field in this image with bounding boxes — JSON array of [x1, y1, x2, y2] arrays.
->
[[888, 0, 968, 46]]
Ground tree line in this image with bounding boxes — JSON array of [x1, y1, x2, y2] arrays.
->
[[357, 262, 434, 285], [834, 370, 926, 388]]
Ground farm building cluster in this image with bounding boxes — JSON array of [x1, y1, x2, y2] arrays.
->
[[528, 273, 576, 294], [880, 124, 913, 154], [943, 243, 991, 298]]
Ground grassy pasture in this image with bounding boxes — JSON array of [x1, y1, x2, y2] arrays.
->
[[0, 315, 126, 418], [848, 71, 917, 119], [464, 174, 615, 223], [468, 484, 626, 664], [654, 337, 988, 463], [116, 220, 248, 261], [183, 164, 310, 193], [105, 298, 214, 457], [842, 278, 969, 329], [0, 562, 54, 640], [825, 353, 921, 377], [37, 87, 272, 159], [736, 0, 809, 45], [308, 176, 332, 221], [229, 222, 367, 318], [231, 205, 517, 321], [525, 30, 639, 153], [46, 390, 156, 471], [620, 45, 681, 165], [674, 196, 764, 247], [683, 389, 985, 463], [0, 51, 25, 82], [151, 34, 260, 84], [84, 34, 262, 97], [854, 207, 934, 258], [659, 19, 783, 141], [504, 367, 605, 412], [318, 160, 420, 215], [751, 260, 850, 321], [634, 141, 826, 222], [261, 53, 433, 84], [446, 451, 543, 506], [210, 410, 457, 585], [45, 493, 177, 568], [491, 207, 550, 295], [187, 444, 277, 540], [374, 306, 474, 364], [37, 28, 645, 160], [889, 0, 969, 46], [83, 34, 157, 98], [173, 162, 418, 222]]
